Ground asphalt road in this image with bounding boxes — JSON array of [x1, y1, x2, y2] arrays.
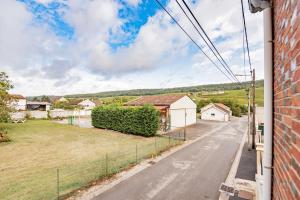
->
[[92, 117, 247, 200]]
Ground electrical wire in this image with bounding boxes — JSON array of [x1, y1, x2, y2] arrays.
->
[[181, 0, 240, 83], [154, 0, 235, 82], [240, 0, 252, 71], [175, 0, 240, 83]]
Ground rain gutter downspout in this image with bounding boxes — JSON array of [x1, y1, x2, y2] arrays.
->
[[263, 6, 273, 200]]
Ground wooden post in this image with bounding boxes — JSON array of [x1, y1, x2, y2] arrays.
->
[[252, 69, 256, 149], [135, 144, 138, 164], [105, 153, 108, 176], [248, 88, 251, 150], [184, 108, 187, 141], [57, 169, 59, 200]]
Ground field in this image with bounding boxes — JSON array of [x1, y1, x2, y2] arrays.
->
[[0, 121, 180, 200], [191, 87, 264, 106], [97, 87, 264, 107]]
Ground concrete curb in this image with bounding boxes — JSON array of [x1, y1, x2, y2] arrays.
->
[[219, 125, 248, 200], [70, 123, 228, 200]]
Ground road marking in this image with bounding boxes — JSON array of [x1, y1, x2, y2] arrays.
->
[[146, 173, 178, 199], [172, 160, 192, 170]]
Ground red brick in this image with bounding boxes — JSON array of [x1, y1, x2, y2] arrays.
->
[[273, 0, 300, 198]]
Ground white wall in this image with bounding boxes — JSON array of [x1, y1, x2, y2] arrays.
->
[[10, 99, 26, 111], [201, 107, 229, 122], [78, 100, 96, 110], [11, 110, 92, 120], [169, 96, 197, 129], [50, 110, 91, 118], [29, 111, 48, 119]]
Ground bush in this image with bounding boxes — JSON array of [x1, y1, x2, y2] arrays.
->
[[91, 105, 160, 137], [0, 127, 10, 143]]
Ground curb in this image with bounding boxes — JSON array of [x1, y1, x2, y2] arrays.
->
[[219, 124, 248, 200]]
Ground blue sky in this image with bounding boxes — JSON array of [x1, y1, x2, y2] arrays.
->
[[1, 0, 264, 96]]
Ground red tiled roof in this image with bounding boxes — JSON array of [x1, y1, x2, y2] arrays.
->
[[201, 103, 231, 114], [9, 94, 25, 99], [214, 103, 231, 112], [124, 95, 185, 106]]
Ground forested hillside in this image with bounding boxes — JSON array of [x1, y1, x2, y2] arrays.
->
[[65, 80, 264, 98]]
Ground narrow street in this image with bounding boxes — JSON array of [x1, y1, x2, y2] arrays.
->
[[92, 117, 247, 200]]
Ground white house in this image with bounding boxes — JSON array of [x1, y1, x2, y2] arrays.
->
[[78, 99, 97, 110], [9, 94, 27, 111], [125, 95, 197, 131], [58, 97, 68, 102], [201, 103, 232, 122]]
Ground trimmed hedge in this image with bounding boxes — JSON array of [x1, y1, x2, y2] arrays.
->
[[91, 105, 160, 137]]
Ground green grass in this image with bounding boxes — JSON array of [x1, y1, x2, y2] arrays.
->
[[0, 120, 180, 200], [190, 87, 264, 106]]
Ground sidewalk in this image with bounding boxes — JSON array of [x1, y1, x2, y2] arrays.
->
[[230, 143, 257, 200]]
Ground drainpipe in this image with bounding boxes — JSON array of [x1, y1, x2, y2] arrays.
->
[[263, 7, 273, 200]]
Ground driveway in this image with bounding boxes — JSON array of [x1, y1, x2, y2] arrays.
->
[[92, 117, 247, 200]]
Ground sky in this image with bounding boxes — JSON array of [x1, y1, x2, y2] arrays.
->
[[1, 0, 264, 96]]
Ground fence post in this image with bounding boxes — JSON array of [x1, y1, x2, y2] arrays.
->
[[105, 153, 108, 176], [135, 144, 138, 164], [184, 108, 187, 141], [57, 169, 59, 200], [155, 138, 157, 156], [168, 135, 171, 146]]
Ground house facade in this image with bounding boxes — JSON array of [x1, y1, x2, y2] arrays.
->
[[78, 99, 96, 110], [125, 95, 197, 131], [200, 103, 231, 122], [272, 1, 300, 199], [9, 94, 26, 111], [248, 0, 300, 199]]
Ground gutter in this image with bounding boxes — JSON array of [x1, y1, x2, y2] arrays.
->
[[248, 1, 273, 200], [262, 6, 273, 200]]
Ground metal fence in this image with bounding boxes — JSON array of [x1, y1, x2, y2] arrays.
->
[[1, 136, 182, 200], [161, 108, 196, 141]]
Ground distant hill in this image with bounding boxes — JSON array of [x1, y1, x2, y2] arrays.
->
[[64, 80, 264, 99]]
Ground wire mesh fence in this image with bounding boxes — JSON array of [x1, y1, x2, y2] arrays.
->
[[160, 108, 196, 141], [0, 136, 182, 200]]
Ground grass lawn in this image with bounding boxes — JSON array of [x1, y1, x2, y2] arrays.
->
[[0, 120, 180, 200]]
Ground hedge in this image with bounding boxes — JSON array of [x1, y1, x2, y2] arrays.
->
[[91, 105, 160, 137]]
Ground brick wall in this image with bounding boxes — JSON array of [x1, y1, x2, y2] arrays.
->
[[273, 0, 300, 199]]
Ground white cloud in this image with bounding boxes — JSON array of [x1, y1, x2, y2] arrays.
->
[[1, 0, 264, 96]]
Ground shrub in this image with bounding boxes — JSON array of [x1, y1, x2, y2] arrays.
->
[[91, 105, 160, 137], [0, 127, 10, 143]]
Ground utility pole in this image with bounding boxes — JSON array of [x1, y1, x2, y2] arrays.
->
[[247, 88, 251, 150], [234, 73, 252, 150], [252, 69, 256, 149]]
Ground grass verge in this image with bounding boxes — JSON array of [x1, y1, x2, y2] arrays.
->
[[0, 120, 181, 200]]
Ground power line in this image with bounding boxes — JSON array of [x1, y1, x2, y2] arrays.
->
[[154, 0, 235, 82], [243, 28, 247, 82], [175, 0, 240, 83], [181, 0, 240, 83], [240, 0, 252, 71]]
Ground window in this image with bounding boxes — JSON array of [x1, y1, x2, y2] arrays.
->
[[211, 113, 215, 117]]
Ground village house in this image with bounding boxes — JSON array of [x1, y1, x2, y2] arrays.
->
[[9, 94, 27, 111], [200, 103, 232, 122], [77, 99, 101, 110], [125, 95, 197, 131]]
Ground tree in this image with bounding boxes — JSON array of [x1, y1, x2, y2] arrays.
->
[[0, 72, 14, 123], [41, 95, 50, 102]]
